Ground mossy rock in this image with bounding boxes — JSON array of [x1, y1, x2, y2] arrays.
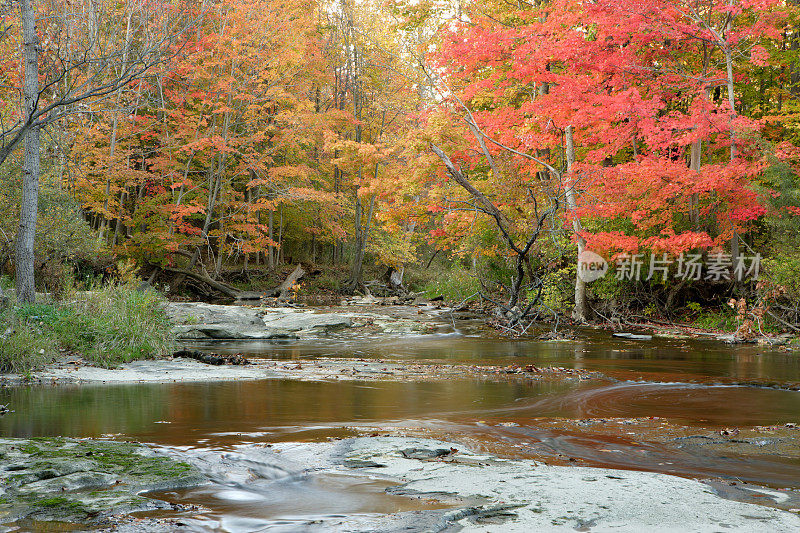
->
[[0, 437, 206, 525]]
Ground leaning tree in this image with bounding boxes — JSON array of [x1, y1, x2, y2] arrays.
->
[[0, 0, 195, 303]]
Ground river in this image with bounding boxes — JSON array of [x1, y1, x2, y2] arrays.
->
[[2, 329, 799, 529]]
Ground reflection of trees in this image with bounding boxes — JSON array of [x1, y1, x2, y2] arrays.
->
[[155, 379, 583, 442], [0, 385, 168, 438], [2, 341, 800, 445], [0, 379, 577, 444]]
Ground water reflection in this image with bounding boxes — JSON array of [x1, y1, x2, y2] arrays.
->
[[2, 377, 799, 453], [188, 331, 800, 384], [0, 379, 579, 445]]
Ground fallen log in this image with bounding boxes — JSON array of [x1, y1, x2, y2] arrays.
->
[[165, 264, 304, 300], [163, 267, 263, 300], [173, 350, 250, 366]]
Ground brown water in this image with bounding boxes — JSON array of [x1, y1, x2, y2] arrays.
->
[[191, 329, 800, 385], [2, 331, 800, 527]]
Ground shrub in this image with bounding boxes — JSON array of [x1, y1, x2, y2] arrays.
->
[[763, 253, 800, 300], [693, 307, 738, 332], [62, 284, 174, 366], [538, 264, 576, 315]]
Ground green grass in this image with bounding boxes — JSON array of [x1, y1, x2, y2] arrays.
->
[[688, 305, 783, 334], [0, 283, 174, 373], [422, 266, 482, 302], [691, 308, 738, 332], [0, 313, 57, 373]]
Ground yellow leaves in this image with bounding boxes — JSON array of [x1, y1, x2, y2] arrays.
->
[[286, 187, 337, 204], [270, 164, 313, 181], [326, 137, 397, 178], [252, 198, 277, 211]]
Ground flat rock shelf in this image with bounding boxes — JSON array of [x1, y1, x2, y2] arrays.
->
[[0, 438, 206, 525]]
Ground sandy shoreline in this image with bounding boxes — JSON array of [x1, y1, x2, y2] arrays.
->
[[1, 355, 606, 386]]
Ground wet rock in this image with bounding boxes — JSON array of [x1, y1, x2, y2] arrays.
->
[[167, 301, 455, 340], [261, 312, 353, 332], [757, 334, 796, 346], [345, 295, 379, 305], [0, 438, 207, 524], [173, 324, 299, 340], [331, 436, 800, 532], [173, 350, 250, 366], [400, 447, 456, 460], [17, 471, 119, 493], [672, 435, 800, 457], [28, 358, 273, 384], [166, 302, 264, 327], [613, 332, 653, 341], [168, 302, 301, 341], [343, 459, 386, 468], [539, 330, 576, 341]]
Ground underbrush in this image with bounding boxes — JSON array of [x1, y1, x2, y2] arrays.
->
[[685, 304, 739, 332], [0, 284, 173, 373], [421, 266, 482, 302]]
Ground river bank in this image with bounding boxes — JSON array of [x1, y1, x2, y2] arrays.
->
[[0, 355, 604, 386], [165, 299, 800, 345], [165, 300, 484, 340]]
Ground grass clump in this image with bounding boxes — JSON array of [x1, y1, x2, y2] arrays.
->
[[422, 266, 482, 302], [0, 283, 173, 373], [0, 311, 57, 374]]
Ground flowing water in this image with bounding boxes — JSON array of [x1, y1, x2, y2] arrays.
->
[[2, 328, 800, 529]]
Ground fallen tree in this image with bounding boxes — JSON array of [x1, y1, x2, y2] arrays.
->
[[267, 264, 306, 300], [161, 264, 305, 301]]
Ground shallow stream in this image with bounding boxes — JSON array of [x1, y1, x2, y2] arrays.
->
[[2, 329, 800, 529]]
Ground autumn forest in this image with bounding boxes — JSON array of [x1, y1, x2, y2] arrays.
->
[[2, 0, 800, 334]]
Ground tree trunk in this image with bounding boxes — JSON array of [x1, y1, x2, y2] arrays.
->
[[268, 209, 274, 269], [565, 126, 587, 322], [112, 190, 126, 245], [345, 194, 375, 293], [273, 264, 305, 299], [388, 266, 406, 295], [277, 204, 283, 265], [724, 43, 741, 263], [214, 219, 225, 277], [332, 163, 341, 264], [431, 141, 556, 326], [15, 0, 40, 304], [689, 139, 701, 230], [99, 179, 112, 241]]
